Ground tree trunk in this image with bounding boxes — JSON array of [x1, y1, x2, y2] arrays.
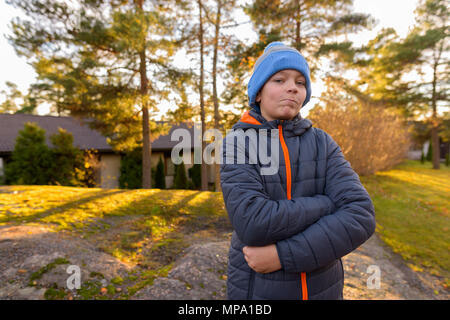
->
[[137, 0, 152, 187], [295, 0, 301, 50], [431, 57, 440, 170], [431, 124, 440, 169], [142, 101, 152, 188], [213, 0, 222, 193], [198, 0, 208, 191]]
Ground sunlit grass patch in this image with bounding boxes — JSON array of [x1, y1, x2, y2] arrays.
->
[[361, 160, 450, 287]]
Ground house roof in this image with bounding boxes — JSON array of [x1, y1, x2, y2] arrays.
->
[[0, 113, 200, 155], [0, 113, 114, 154], [151, 121, 197, 151]]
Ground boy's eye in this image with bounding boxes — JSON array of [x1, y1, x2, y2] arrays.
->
[[297, 82, 305, 86]]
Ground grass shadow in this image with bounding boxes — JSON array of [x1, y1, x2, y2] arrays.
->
[[0, 189, 130, 224]]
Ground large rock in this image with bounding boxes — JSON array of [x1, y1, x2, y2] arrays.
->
[[0, 225, 132, 300], [134, 241, 229, 300]]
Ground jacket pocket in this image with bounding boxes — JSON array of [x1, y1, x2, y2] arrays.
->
[[251, 272, 302, 299]]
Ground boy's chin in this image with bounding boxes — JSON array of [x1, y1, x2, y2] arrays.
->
[[277, 111, 299, 120], [277, 107, 301, 120], [261, 108, 300, 121]]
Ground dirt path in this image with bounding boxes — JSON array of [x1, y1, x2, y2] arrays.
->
[[341, 234, 447, 300], [0, 224, 447, 300]]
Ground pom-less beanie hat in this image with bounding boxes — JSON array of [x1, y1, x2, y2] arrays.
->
[[247, 41, 312, 113]]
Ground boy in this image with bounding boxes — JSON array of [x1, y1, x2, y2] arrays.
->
[[220, 42, 375, 300]]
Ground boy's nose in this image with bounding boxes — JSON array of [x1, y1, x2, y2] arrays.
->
[[286, 80, 298, 93]]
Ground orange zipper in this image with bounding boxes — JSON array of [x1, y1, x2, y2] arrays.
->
[[301, 272, 308, 300], [278, 124, 308, 300], [278, 124, 291, 200]]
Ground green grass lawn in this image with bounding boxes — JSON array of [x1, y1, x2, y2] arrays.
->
[[360, 160, 450, 288]]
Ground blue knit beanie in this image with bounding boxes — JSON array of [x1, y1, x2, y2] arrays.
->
[[247, 41, 312, 113]]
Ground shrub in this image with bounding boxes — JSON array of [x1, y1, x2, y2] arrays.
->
[[154, 156, 166, 189], [173, 161, 188, 189], [5, 122, 100, 187], [49, 128, 82, 186], [73, 149, 100, 188], [119, 147, 142, 189], [5, 122, 52, 185], [309, 102, 410, 176], [426, 138, 433, 162], [188, 163, 201, 189]]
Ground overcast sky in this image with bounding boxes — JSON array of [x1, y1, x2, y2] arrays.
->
[[0, 0, 419, 117]]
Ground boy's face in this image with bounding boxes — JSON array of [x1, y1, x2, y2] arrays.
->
[[256, 69, 307, 121]]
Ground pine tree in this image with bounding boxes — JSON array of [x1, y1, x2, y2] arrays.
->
[[412, 0, 448, 169], [119, 147, 142, 189], [244, 0, 373, 52], [188, 163, 201, 189], [321, 0, 448, 170], [426, 139, 433, 162], [155, 156, 166, 189], [49, 127, 82, 186], [224, 0, 374, 115], [173, 162, 188, 189], [5, 122, 52, 185], [6, 0, 189, 187]]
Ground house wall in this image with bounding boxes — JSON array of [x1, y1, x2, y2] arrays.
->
[[100, 154, 121, 189], [407, 150, 422, 160]]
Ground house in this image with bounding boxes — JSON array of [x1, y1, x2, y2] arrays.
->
[[0, 113, 217, 189], [150, 121, 217, 189], [406, 120, 450, 161]]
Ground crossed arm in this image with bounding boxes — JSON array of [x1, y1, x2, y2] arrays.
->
[[221, 130, 375, 274]]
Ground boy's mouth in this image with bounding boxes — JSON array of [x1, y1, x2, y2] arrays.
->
[[280, 99, 298, 106]]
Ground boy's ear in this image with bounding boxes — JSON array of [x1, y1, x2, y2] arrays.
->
[[256, 91, 261, 103]]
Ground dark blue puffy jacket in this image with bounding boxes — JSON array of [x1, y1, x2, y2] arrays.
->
[[220, 109, 376, 300]]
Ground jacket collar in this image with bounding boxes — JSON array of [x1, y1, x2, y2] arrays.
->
[[232, 108, 312, 137]]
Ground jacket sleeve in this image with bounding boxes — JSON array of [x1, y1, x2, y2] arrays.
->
[[276, 131, 376, 273], [220, 132, 335, 247]]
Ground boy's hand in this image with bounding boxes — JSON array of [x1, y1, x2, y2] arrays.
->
[[243, 244, 282, 274]]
